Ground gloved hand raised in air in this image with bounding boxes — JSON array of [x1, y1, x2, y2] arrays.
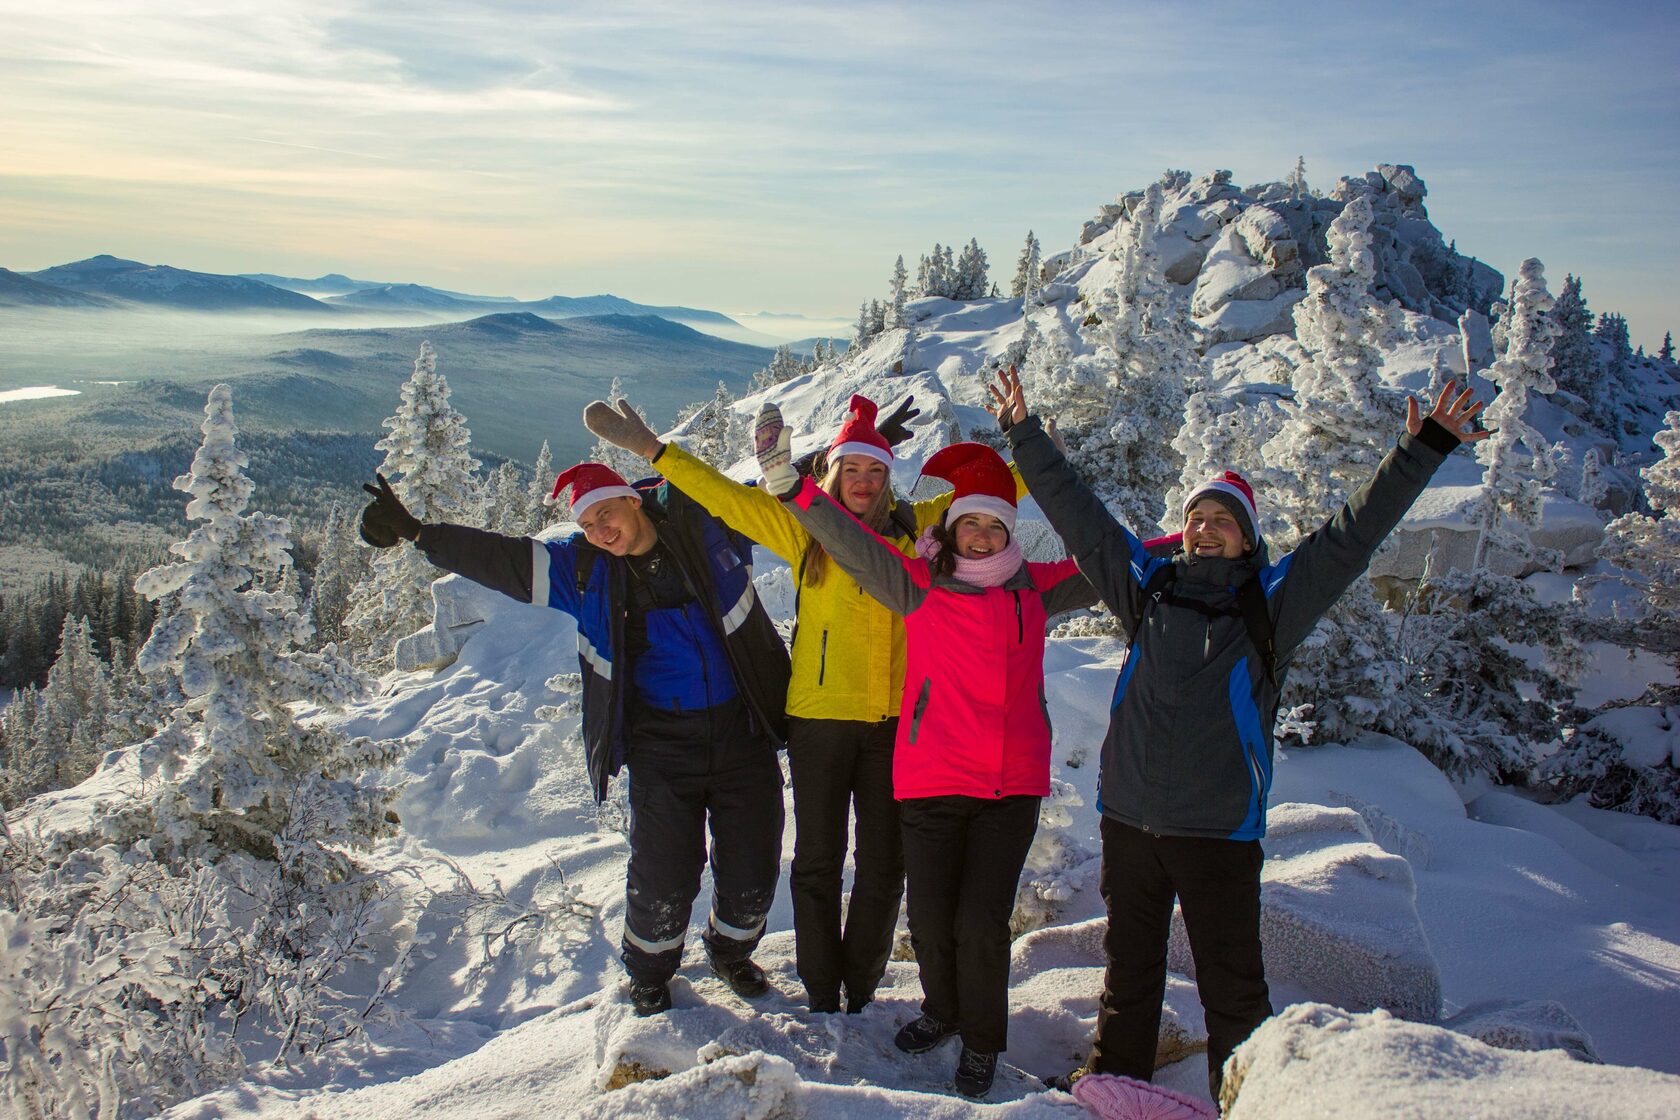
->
[[753, 404, 800, 498], [359, 473, 422, 548], [876, 394, 920, 448], [583, 398, 663, 460]]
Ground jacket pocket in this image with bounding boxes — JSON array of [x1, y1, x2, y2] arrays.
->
[[818, 630, 828, 685], [909, 677, 932, 744]]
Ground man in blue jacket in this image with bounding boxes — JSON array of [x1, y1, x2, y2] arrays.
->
[[361, 462, 791, 1016], [989, 367, 1488, 1102]]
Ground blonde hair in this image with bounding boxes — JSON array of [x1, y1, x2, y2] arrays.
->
[[801, 455, 895, 588]]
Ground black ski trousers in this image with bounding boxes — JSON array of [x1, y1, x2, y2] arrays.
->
[[1089, 816, 1272, 1099], [619, 698, 785, 984], [785, 716, 904, 1008], [899, 793, 1040, 1054]]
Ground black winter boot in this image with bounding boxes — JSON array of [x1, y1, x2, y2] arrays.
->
[[629, 979, 672, 1017], [953, 1046, 998, 1098], [893, 1014, 958, 1054], [709, 955, 769, 998]]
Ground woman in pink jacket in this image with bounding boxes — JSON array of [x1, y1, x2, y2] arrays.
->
[[755, 403, 1094, 1099]]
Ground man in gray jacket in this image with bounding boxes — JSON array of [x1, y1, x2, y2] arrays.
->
[[988, 367, 1488, 1102]]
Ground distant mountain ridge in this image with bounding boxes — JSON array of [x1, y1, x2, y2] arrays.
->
[[0, 267, 119, 309], [24, 255, 335, 313]]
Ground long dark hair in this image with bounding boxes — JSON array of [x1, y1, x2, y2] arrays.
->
[[926, 521, 960, 579]]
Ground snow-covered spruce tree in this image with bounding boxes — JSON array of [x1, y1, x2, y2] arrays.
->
[[344, 342, 483, 663], [1259, 193, 1424, 749], [0, 687, 45, 808], [527, 439, 556, 533], [1661, 331, 1674, 364], [114, 384, 398, 865], [1012, 230, 1043, 302], [1540, 409, 1680, 820], [303, 504, 369, 649], [953, 238, 990, 300], [752, 343, 804, 391], [1288, 155, 1309, 200], [1548, 274, 1597, 406], [1166, 389, 1288, 531], [888, 254, 909, 328], [485, 460, 529, 536], [675, 381, 749, 469], [851, 300, 876, 351], [1068, 181, 1197, 531], [589, 377, 647, 483], [41, 614, 112, 790]]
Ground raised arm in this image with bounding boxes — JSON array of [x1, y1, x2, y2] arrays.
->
[[989, 368, 1160, 637], [1269, 381, 1488, 655], [755, 404, 924, 615]]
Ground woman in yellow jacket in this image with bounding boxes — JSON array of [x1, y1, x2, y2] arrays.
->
[[586, 393, 1019, 1014]]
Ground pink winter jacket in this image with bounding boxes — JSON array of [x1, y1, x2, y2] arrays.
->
[[785, 478, 1096, 801]]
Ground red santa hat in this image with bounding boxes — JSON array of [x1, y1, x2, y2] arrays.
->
[[1183, 470, 1259, 546], [548, 463, 640, 516], [827, 394, 894, 467], [924, 442, 1016, 534]]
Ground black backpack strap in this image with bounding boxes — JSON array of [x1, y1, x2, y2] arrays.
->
[[573, 540, 600, 595], [1235, 575, 1278, 691], [1129, 563, 1178, 648]]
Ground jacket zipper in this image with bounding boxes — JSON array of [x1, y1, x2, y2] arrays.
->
[[818, 629, 828, 685], [910, 678, 931, 744], [1013, 591, 1023, 643]]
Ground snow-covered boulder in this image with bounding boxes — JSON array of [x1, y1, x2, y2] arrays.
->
[[393, 571, 494, 671], [1222, 1004, 1680, 1119], [582, 1051, 802, 1118], [1191, 228, 1280, 319], [1170, 804, 1442, 1022], [1194, 289, 1306, 347], [1374, 486, 1607, 583], [1440, 998, 1601, 1063]]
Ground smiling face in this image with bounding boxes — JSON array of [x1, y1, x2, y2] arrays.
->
[[951, 512, 1010, 559], [577, 495, 656, 556], [836, 454, 889, 517], [1183, 497, 1251, 559]]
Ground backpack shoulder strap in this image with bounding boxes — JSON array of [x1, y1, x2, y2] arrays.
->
[[1129, 563, 1178, 648], [573, 540, 601, 595], [1235, 574, 1278, 691]]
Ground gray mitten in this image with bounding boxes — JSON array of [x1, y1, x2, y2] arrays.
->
[[582, 398, 662, 459], [754, 403, 799, 497]]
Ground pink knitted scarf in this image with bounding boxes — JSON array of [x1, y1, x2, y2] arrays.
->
[[915, 526, 1023, 588]]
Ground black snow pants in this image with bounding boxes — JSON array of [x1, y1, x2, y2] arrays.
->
[[1088, 816, 1272, 1100], [899, 793, 1041, 1054], [785, 716, 904, 1008], [619, 698, 785, 984]]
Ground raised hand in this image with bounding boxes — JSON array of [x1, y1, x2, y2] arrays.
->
[[877, 394, 920, 447], [359, 473, 421, 547], [1408, 379, 1490, 443], [986, 365, 1029, 428], [754, 403, 800, 496], [583, 397, 662, 459]]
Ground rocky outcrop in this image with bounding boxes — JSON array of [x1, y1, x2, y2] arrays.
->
[[1441, 998, 1602, 1064], [394, 573, 491, 671]]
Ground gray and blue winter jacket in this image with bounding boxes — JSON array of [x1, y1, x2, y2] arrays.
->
[[1005, 413, 1461, 840]]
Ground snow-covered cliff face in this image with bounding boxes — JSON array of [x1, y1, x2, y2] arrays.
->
[[1075, 165, 1504, 347]]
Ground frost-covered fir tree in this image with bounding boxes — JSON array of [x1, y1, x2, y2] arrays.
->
[[953, 238, 990, 300], [114, 384, 398, 865], [39, 614, 111, 790], [1661, 331, 1675, 364], [1258, 194, 1422, 749], [1288, 155, 1309, 200], [1263, 194, 1403, 541], [851, 301, 875, 350], [1166, 390, 1288, 531], [1544, 409, 1680, 821], [485, 460, 530, 536], [753, 344, 804, 391], [1546, 274, 1596, 405], [676, 381, 749, 469], [344, 342, 483, 662], [1471, 258, 1560, 573], [589, 377, 647, 483], [1072, 181, 1197, 530], [888, 254, 909, 327], [1012, 230, 1042, 302], [304, 504, 368, 649]]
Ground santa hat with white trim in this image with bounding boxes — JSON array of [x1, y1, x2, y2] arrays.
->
[[828, 394, 893, 467], [1183, 470, 1259, 549], [924, 442, 1016, 536], [548, 462, 640, 515]]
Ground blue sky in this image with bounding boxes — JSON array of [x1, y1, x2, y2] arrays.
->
[[2, 0, 1675, 345]]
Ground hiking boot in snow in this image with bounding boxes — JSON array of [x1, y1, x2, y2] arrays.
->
[[893, 1014, 958, 1054], [1044, 1065, 1092, 1093], [807, 989, 842, 1014], [709, 955, 769, 998], [629, 979, 671, 1017], [954, 1046, 998, 1098]]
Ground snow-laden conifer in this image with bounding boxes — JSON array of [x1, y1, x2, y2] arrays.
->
[[1263, 194, 1403, 542], [527, 439, 557, 533], [344, 342, 483, 661], [589, 376, 647, 484], [116, 384, 397, 866], [1012, 231, 1042, 301], [888, 255, 909, 328], [485, 460, 529, 536], [675, 381, 749, 469]]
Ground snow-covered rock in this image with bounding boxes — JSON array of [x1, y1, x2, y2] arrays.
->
[[1222, 1003, 1680, 1119], [1439, 997, 1601, 1063], [394, 572, 494, 670], [1169, 803, 1442, 1022]]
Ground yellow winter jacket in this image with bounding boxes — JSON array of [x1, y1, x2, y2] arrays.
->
[[656, 443, 1023, 723]]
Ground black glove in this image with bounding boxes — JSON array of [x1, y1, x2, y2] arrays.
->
[[877, 395, 920, 447], [359, 473, 422, 548]]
